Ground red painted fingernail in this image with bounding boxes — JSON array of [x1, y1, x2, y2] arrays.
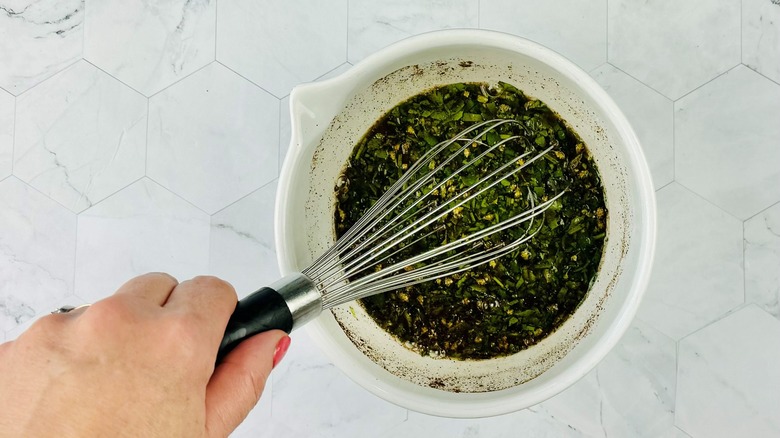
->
[[272, 335, 291, 369]]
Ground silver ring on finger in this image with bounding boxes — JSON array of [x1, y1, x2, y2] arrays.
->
[[51, 304, 91, 314]]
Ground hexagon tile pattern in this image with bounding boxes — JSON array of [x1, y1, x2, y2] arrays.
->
[[84, 0, 216, 97], [217, 0, 348, 98], [0, 90, 13, 179], [742, 0, 780, 84], [13, 61, 147, 213], [480, 0, 606, 72], [0, 177, 76, 332], [75, 178, 210, 303], [608, 0, 740, 100], [348, 0, 478, 65], [209, 181, 280, 296], [591, 64, 673, 189], [539, 320, 677, 437], [148, 63, 279, 214], [2, 1, 780, 436], [675, 65, 780, 220], [677, 305, 780, 436], [637, 183, 743, 341], [0, 0, 83, 95], [271, 330, 407, 437], [745, 201, 780, 320]]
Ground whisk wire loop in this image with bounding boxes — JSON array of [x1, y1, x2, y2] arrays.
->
[[306, 119, 514, 278], [303, 119, 565, 307]]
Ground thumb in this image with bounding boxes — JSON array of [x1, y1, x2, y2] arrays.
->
[[205, 330, 290, 437]]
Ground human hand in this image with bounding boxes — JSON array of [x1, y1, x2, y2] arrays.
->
[[0, 273, 290, 437]]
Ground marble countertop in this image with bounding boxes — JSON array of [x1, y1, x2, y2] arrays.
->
[[2, 1, 779, 437]]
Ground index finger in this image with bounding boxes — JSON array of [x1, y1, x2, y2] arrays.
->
[[164, 276, 238, 345], [114, 272, 179, 306]]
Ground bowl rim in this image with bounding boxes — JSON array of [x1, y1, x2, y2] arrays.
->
[[277, 29, 657, 417]]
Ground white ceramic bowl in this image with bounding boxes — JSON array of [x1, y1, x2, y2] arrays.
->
[[277, 30, 655, 418]]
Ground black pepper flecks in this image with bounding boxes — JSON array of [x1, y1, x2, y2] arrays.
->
[[334, 82, 607, 360]]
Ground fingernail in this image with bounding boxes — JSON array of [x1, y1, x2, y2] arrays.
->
[[272, 335, 291, 369]]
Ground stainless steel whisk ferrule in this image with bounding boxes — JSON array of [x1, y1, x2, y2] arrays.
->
[[217, 119, 564, 360]]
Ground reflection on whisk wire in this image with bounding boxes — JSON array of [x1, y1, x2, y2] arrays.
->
[[218, 118, 565, 361]]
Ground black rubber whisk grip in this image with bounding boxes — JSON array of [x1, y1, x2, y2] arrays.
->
[[217, 287, 293, 362], [216, 273, 322, 363]]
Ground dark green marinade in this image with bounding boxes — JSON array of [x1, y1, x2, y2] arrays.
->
[[334, 82, 607, 360]]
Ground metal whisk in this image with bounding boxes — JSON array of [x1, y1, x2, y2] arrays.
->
[[218, 119, 564, 360]]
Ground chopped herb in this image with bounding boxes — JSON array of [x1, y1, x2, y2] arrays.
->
[[334, 82, 607, 360]]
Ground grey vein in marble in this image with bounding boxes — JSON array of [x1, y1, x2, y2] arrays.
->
[[745, 202, 780, 319], [209, 181, 279, 295], [13, 61, 147, 213], [84, 0, 216, 96], [538, 321, 676, 437], [0, 177, 76, 332], [3, 293, 87, 341], [0, 295, 35, 327], [637, 183, 743, 340], [0, 89, 13, 179], [676, 305, 780, 436], [0, 0, 84, 94], [2, 2, 780, 436], [743, 0, 780, 84]]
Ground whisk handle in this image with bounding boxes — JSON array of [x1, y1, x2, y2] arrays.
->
[[217, 273, 321, 362]]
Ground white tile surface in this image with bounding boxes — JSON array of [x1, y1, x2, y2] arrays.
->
[[745, 201, 780, 320], [537, 320, 677, 437], [1, 2, 779, 437], [209, 181, 279, 296], [637, 183, 743, 340], [271, 330, 407, 438], [84, 0, 216, 96], [233, 417, 306, 438], [742, 0, 780, 84], [0, 90, 13, 179], [4, 293, 88, 341], [658, 427, 693, 438], [74, 178, 210, 302], [0, 0, 84, 95], [676, 305, 780, 437], [591, 64, 674, 189], [0, 177, 76, 332], [216, 0, 348, 98], [608, 0, 741, 100], [675, 65, 780, 220], [147, 62, 279, 214], [13, 61, 147, 213], [380, 409, 577, 438], [480, 0, 606, 71], [348, 0, 478, 64]]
